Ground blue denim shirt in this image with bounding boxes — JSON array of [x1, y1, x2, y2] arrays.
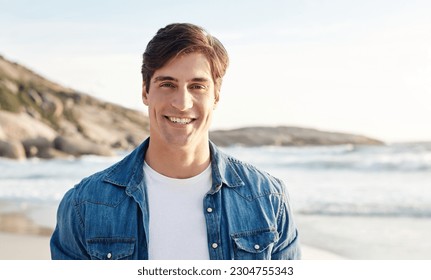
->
[[50, 138, 301, 260]]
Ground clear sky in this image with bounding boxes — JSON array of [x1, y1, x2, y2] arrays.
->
[[1, 0, 430, 142]]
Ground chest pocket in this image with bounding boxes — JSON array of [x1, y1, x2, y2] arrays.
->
[[231, 229, 278, 260], [87, 238, 135, 260]]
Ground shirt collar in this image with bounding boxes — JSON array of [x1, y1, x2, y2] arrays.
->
[[208, 141, 245, 193], [103, 138, 245, 192], [102, 139, 149, 191]]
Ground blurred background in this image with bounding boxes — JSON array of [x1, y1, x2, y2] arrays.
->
[[2, 0, 430, 142], [1, 0, 430, 259]]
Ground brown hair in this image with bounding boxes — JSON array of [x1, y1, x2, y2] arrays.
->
[[141, 23, 229, 99]]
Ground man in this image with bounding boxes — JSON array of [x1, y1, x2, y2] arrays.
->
[[50, 23, 300, 260]]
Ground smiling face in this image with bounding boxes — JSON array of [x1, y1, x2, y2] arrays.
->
[[142, 52, 217, 150]]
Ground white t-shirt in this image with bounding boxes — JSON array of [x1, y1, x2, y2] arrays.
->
[[144, 161, 212, 260]]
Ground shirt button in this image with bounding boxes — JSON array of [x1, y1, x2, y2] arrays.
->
[[107, 252, 112, 259], [254, 244, 260, 250], [207, 207, 213, 213], [211, 243, 218, 249]]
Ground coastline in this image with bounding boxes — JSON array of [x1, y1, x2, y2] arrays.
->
[[296, 214, 431, 260], [0, 209, 53, 260], [1, 201, 430, 260], [0, 203, 345, 260], [0, 232, 344, 260]]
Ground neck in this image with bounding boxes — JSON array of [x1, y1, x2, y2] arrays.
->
[[145, 139, 211, 179]]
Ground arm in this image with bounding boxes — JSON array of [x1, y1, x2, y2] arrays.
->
[[271, 181, 301, 260], [50, 188, 90, 259]]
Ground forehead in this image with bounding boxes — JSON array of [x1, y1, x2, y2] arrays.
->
[[153, 52, 213, 82]]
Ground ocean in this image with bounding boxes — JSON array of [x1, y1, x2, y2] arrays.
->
[[0, 142, 431, 259], [224, 142, 431, 218], [1, 142, 431, 228]]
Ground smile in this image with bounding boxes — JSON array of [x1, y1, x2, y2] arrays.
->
[[166, 116, 194, 125]]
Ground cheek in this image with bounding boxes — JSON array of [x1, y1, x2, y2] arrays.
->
[[201, 98, 216, 113], [202, 103, 216, 121]]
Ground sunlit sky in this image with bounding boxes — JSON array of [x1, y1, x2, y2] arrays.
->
[[1, 0, 430, 142]]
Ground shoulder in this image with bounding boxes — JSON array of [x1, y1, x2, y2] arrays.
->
[[65, 163, 125, 207], [231, 155, 285, 194], [64, 140, 148, 206], [210, 143, 287, 198]]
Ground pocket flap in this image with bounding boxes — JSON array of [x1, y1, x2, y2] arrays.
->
[[231, 229, 278, 253], [87, 237, 135, 260]]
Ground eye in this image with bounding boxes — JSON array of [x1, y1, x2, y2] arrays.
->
[[190, 84, 207, 90], [160, 82, 175, 88]]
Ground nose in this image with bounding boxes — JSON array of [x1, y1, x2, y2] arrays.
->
[[171, 86, 193, 111]]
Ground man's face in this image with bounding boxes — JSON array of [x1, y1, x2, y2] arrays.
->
[[142, 52, 217, 148]]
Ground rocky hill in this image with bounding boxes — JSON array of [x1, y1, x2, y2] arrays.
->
[[210, 126, 384, 147], [0, 55, 149, 159], [0, 55, 383, 160]]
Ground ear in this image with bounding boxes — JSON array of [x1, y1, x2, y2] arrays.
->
[[213, 91, 220, 110], [142, 82, 149, 106]]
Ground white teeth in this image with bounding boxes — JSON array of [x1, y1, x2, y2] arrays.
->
[[168, 117, 193, 124]]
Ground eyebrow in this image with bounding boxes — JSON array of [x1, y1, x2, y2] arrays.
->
[[190, 77, 210, 83], [153, 76, 178, 83], [152, 76, 211, 83]]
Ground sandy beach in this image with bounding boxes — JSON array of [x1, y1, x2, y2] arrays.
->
[[0, 203, 344, 260], [1, 200, 429, 260], [0, 232, 343, 260], [0, 230, 345, 260], [297, 214, 431, 259]]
